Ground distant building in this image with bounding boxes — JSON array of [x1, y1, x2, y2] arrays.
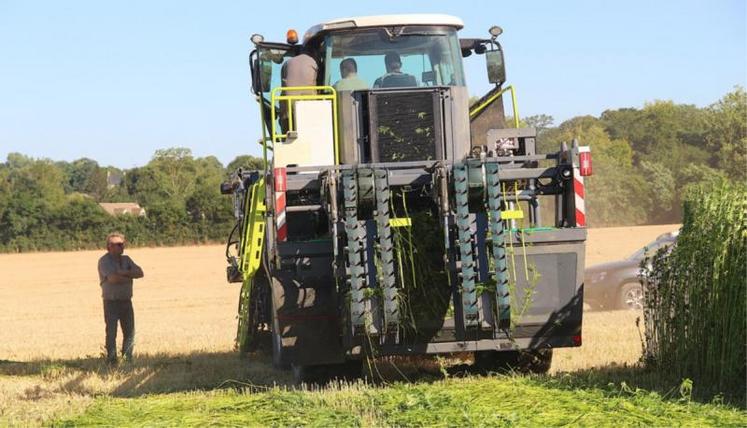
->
[[107, 170, 124, 188], [99, 202, 146, 217]]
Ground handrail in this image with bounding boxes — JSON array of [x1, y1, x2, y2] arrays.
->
[[259, 100, 270, 171], [269, 86, 340, 165], [469, 84, 520, 128]]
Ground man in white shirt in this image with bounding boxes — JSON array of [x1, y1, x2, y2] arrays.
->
[[97, 232, 144, 365]]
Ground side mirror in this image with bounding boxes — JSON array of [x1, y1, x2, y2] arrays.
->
[[486, 49, 506, 85]]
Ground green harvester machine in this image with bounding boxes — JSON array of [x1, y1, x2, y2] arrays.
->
[[221, 14, 592, 383]]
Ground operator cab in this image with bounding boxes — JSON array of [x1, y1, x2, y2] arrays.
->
[[249, 15, 507, 168], [310, 15, 466, 90]]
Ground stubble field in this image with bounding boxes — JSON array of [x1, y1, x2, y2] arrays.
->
[[5, 224, 742, 426]]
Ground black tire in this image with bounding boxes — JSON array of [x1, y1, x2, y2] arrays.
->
[[271, 301, 288, 370], [292, 360, 363, 385], [474, 349, 553, 374], [474, 350, 519, 373], [520, 349, 553, 374], [617, 282, 644, 310]]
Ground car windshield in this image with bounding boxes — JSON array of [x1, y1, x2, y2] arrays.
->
[[628, 239, 674, 260], [323, 27, 466, 90]]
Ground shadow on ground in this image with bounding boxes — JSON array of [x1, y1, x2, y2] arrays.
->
[[0, 350, 294, 397], [1, 351, 742, 408]]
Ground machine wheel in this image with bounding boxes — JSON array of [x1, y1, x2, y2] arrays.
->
[[271, 296, 289, 370], [618, 282, 644, 310], [291, 360, 363, 385], [474, 349, 553, 374]]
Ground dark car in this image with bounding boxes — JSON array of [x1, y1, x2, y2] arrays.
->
[[584, 231, 679, 310]]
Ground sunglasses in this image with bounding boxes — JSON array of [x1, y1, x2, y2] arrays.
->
[[109, 242, 125, 247]]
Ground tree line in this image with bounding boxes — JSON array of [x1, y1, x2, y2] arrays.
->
[[0, 149, 262, 252], [0, 87, 743, 252], [531, 86, 745, 226]]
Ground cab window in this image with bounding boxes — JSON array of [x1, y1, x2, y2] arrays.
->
[[324, 27, 466, 89]]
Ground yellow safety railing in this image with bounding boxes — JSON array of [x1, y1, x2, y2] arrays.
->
[[258, 98, 271, 171], [469, 84, 520, 128], [269, 86, 340, 165]]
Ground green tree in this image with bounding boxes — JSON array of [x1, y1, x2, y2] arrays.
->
[[127, 148, 197, 207], [5, 152, 33, 169], [679, 163, 728, 194], [543, 121, 649, 226], [601, 101, 709, 171], [523, 114, 554, 135], [147, 147, 198, 204], [704, 86, 747, 181], [188, 155, 232, 232], [638, 160, 676, 223], [0, 165, 9, 217], [7, 158, 67, 207], [64, 158, 109, 199], [226, 155, 264, 173]]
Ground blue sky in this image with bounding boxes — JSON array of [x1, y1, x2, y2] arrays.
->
[[0, 0, 744, 168]]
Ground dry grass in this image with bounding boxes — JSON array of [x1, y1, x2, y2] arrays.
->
[[0, 225, 679, 425]]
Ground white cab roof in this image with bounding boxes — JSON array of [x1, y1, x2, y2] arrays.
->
[[304, 14, 464, 42]]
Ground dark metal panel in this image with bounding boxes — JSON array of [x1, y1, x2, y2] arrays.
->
[[337, 90, 362, 164], [277, 240, 333, 257], [486, 127, 538, 140], [283, 166, 565, 192], [378, 335, 578, 355], [432, 89, 445, 161], [449, 86, 472, 160], [367, 91, 380, 163]]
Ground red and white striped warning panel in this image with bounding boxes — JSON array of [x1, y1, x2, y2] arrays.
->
[[579, 146, 592, 176], [573, 172, 586, 227], [273, 167, 287, 241]]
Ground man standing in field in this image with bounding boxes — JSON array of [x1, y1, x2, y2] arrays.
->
[[97, 232, 144, 365]]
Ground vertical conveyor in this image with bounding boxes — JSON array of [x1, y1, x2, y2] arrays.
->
[[374, 169, 399, 341], [485, 162, 511, 330], [452, 163, 479, 328], [342, 170, 372, 334]]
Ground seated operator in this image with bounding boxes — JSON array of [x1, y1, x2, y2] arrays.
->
[[373, 52, 417, 88], [333, 58, 368, 91]]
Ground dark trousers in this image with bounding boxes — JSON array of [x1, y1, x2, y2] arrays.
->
[[103, 299, 135, 360]]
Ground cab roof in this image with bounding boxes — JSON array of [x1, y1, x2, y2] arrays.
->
[[303, 14, 464, 42]]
